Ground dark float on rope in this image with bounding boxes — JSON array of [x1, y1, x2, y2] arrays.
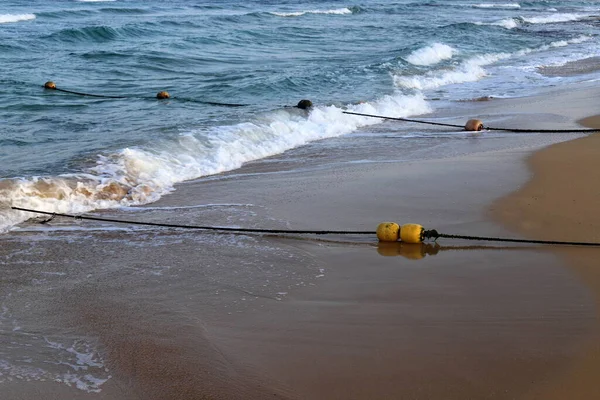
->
[[465, 119, 484, 131], [297, 99, 313, 109], [44, 81, 56, 90], [156, 91, 170, 99]]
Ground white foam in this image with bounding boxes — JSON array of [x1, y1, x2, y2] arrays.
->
[[406, 43, 457, 66], [393, 36, 593, 91], [0, 93, 430, 232], [482, 13, 588, 29], [121, 203, 256, 211], [395, 53, 509, 90], [473, 3, 520, 9], [0, 338, 109, 393], [488, 18, 520, 29], [522, 13, 586, 24], [0, 14, 36, 24], [513, 35, 592, 57], [271, 8, 352, 17]]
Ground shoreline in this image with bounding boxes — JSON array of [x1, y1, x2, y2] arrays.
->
[[1, 85, 600, 398]]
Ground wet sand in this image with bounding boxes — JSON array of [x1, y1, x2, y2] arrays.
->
[[2, 85, 600, 399], [492, 115, 600, 399], [537, 57, 600, 77]]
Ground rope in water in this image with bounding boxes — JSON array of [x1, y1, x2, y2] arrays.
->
[[342, 111, 600, 133], [42, 82, 600, 132], [11, 207, 600, 247], [44, 82, 249, 107], [11, 207, 373, 235]]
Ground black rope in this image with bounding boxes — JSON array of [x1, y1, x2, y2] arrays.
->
[[342, 111, 600, 133], [54, 87, 127, 99], [484, 126, 600, 133], [424, 229, 600, 247], [11, 206, 600, 247], [11, 207, 374, 235], [342, 111, 465, 129], [175, 97, 249, 107], [45, 85, 249, 107]]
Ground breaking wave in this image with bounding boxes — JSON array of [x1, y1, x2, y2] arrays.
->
[[394, 36, 592, 90], [270, 8, 353, 17], [0, 94, 431, 232], [0, 14, 36, 24], [406, 43, 457, 66]]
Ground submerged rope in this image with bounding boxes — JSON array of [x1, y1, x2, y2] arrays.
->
[[53, 87, 127, 99], [11, 207, 600, 247], [342, 111, 600, 133], [11, 207, 373, 235], [44, 83, 249, 107]]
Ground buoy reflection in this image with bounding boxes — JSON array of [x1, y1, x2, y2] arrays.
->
[[377, 242, 440, 260]]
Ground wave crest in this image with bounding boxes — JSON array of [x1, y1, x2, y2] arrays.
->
[[0, 14, 35, 24], [1, 94, 431, 232], [480, 13, 588, 29], [394, 35, 592, 91], [270, 8, 353, 17], [406, 43, 457, 66], [473, 3, 520, 9]]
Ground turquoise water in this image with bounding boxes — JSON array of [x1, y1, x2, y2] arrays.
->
[[1, 0, 599, 230]]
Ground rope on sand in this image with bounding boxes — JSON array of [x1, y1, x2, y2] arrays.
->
[[341, 111, 600, 133], [11, 207, 373, 235], [11, 207, 600, 247]]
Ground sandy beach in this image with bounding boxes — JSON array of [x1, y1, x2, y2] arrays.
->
[[493, 114, 600, 400], [2, 79, 600, 399]]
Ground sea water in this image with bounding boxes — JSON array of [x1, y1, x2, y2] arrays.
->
[[0, 0, 599, 230], [1, 0, 600, 393]]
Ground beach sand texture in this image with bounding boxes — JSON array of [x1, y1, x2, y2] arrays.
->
[[493, 114, 600, 400], [1, 82, 600, 399]]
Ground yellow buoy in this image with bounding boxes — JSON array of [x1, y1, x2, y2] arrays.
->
[[156, 91, 170, 99], [465, 119, 483, 131], [376, 222, 400, 242], [44, 81, 56, 90], [400, 223, 424, 244]]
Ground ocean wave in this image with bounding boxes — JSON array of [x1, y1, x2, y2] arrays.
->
[[406, 43, 457, 66], [521, 13, 588, 24], [37, 9, 97, 19], [481, 13, 588, 29], [77, 0, 116, 2], [45, 24, 155, 43], [393, 35, 592, 90], [0, 94, 430, 232], [99, 7, 148, 14], [270, 8, 353, 17], [473, 3, 520, 9], [395, 53, 507, 90], [0, 14, 36, 24]]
